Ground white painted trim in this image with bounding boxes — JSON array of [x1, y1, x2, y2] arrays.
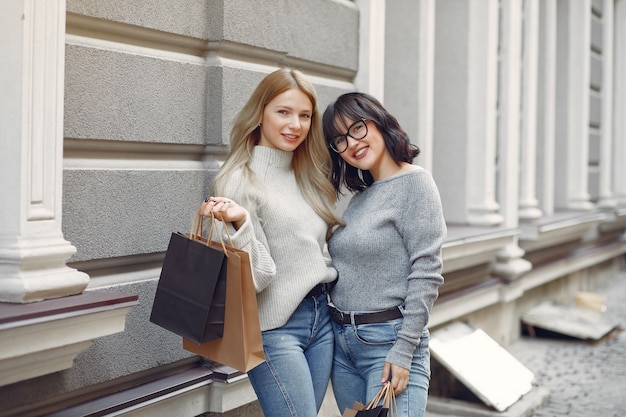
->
[[466, 0, 502, 226], [613, 0, 626, 204], [519, 0, 543, 220], [497, 0, 524, 228], [0, 302, 136, 387], [416, 0, 436, 172], [537, 0, 558, 216], [0, 0, 89, 303], [558, 0, 594, 210], [598, 0, 617, 208], [354, 0, 386, 99], [431, 240, 626, 329]]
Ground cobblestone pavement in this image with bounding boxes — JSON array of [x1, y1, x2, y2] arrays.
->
[[508, 268, 626, 417]]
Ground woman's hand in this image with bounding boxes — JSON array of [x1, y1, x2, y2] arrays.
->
[[382, 362, 410, 395], [200, 197, 246, 230]]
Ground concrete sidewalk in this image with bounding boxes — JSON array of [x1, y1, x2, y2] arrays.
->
[[426, 267, 626, 417]]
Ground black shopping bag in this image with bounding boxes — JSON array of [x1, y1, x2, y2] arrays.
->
[[150, 231, 227, 344], [343, 405, 387, 417], [342, 383, 395, 417]]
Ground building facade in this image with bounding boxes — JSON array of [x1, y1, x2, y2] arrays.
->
[[1, 0, 625, 416]]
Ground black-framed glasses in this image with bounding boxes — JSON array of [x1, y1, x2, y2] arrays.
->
[[329, 119, 368, 153]]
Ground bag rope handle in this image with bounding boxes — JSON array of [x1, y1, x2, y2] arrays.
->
[[365, 382, 396, 415], [365, 383, 389, 409], [192, 211, 234, 255]]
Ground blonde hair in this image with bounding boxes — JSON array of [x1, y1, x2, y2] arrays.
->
[[212, 68, 343, 233]]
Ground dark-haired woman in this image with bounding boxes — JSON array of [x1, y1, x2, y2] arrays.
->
[[322, 92, 446, 417]]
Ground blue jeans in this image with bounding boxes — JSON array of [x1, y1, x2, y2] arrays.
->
[[247, 293, 333, 417], [331, 318, 431, 417]]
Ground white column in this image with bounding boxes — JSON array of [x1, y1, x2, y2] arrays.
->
[[433, 0, 502, 225], [383, 0, 436, 171], [414, 0, 436, 172], [554, 0, 594, 211], [0, 0, 89, 303], [466, 0, 502, 226], [355, 0, 386, 101], [598, 0, 617, 209], [613, 0, 626, 205], [492, 0, 532, 280], [519, 0, 543, 220], [537, 0, 558, 216]]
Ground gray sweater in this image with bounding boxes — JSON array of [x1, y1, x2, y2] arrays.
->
[[328, 167, 446, 369], [224, 146, 337, 331]]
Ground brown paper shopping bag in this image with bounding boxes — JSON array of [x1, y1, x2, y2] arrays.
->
[[183, 232, 265, 373]]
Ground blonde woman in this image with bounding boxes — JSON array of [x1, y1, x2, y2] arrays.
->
[[200, 68, 343, 417]]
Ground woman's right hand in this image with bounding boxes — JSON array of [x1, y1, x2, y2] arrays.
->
[[382, 362, 410, 395], [200, 197, 247, 230]]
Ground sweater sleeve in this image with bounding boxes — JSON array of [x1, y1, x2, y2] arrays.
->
[[216, 175, 277, 293], [225, 209, 277, 292], [385, 170, 446, 368]]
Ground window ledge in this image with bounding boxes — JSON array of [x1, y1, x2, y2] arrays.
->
[[443, 225, 518, 273], [519, 210, 606, 251], [42, 364, 256, 417], [0, 291, 138, 387], [599, 207, 626, 234], [206, 365, 258, 413]]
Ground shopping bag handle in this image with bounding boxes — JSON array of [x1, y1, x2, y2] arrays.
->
[[383, 383, 396, 413], [207, 212, 234, 246], [365, 382, 395, 411], [191, 211, 233, 254], [365, 383, 387, 409]]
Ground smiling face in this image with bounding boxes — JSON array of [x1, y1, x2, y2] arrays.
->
[[258, 88, 313, 152], [335, 118, 397, 181]]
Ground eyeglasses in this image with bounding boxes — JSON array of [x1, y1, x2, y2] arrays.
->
[[329, 119, 368, 153]]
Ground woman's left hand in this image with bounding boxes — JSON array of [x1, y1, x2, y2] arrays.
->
[[200, 197, 247, 230], [382, 362, 410, 395]]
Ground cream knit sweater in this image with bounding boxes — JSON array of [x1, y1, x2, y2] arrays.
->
[[222, 146, 336, 331]]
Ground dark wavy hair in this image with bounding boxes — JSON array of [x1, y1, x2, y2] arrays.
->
[[322, 92, 420, 195]]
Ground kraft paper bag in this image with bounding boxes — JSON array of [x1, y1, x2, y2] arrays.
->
[[183, 238, 265, 373]]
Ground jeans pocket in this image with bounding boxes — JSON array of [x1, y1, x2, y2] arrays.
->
[[353, 318, 402, 346]]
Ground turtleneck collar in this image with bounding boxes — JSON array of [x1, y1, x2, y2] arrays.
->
[[251, 145, 293, 170]]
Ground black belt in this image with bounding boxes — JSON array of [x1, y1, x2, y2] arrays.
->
[[306, 281, 336, 298], [330, 306, 403, 325]]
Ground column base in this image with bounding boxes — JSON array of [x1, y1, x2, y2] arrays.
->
[[492, 244, 532, 281], [0, 268, 89, 303], [0, 237, 89, 303]]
